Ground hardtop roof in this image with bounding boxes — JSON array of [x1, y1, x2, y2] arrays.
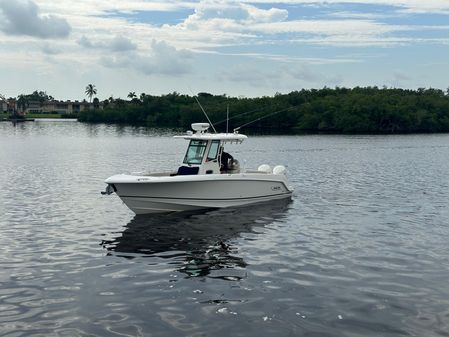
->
[[174, 132, 247, 142]]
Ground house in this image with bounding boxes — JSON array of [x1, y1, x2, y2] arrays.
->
[[42, 100, 99, 113], [44, 100, 71, 113], [26, 100, 43, 113], [5, 98, 103, 115]]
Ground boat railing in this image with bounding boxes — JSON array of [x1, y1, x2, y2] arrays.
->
[[147, 172, 176, 177], [131, 171, 175, 177], [245, 169, 269, 174]]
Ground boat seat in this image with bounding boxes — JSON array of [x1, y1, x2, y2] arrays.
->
[[176, 166, 199, 175]]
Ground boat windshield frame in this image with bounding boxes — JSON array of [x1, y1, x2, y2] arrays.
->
[[183, 139, 208, 165], [206, 140, 220, 161]]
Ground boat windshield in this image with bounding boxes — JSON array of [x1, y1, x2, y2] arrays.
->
[[183, 140, 208, 165], [207, 140, 220, 161]]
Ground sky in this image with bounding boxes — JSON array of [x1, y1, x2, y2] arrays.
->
[[1, 0, 449, 100]]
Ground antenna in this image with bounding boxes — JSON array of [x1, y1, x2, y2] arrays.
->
[[188, 86, 217, 134], [226, 104, 229, 134]]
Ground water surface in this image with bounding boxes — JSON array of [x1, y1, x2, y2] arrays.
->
[[1, 120, 449, 336]]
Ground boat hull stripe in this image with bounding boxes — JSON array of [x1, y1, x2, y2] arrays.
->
[[119, 192, 292, 201]]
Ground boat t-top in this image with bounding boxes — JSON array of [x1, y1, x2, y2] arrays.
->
[[103, 123, 293, 214]]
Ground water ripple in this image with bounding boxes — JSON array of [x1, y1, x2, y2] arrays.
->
[[1, 123, 449, 336]]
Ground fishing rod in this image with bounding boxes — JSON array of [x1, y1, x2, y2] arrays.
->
[[213, 105, 273, 127], [188, 86, 218, 133], [187, 87, 299, 133], [233, 106, 298, 132], [193, 95, 217, 133]]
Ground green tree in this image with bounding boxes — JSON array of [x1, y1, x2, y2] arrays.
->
[[17, 95, 28, 112], [93, 97, 100, 109], [85, 84, 97, 103], [77, 87, 449, 134]]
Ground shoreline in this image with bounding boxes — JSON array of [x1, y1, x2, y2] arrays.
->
[[3, 116, 449, 135]]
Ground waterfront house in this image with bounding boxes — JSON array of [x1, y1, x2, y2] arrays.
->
[[26, 100, 43, 114], [13, 99, 103, 115], [42, 100, 101, 113]]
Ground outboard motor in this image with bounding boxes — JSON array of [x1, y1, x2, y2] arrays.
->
[[273, 165, 287, 175], [258, 164, 272, 173]]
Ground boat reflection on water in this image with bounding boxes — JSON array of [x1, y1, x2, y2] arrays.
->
[[102, 199, 292, 278]]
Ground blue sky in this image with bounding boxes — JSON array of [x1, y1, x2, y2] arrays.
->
[[1, 0, 449, 100]]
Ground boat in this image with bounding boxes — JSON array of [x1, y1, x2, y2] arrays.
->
[[103, 123, 293, 214], [10, 118, 35, 123]]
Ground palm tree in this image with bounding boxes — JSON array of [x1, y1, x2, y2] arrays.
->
[[85, 84, 97, 103], [127, 92, 136, 100]]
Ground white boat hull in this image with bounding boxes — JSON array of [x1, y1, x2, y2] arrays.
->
[[105, 173, 293, 214]]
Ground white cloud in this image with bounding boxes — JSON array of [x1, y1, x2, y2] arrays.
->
[[219, 64, 284, 87], [182, 1, 288, 25], [195, 49, 360, 64], [41, 43, 62, 55], [109, 36, 137, 52], [219, 62, 342, 88], [78, 35, 137, 52], [157, 2, 420, 48], [1, 0, 449, 98], [0, 0, 71, 39], [101, 40, 192, 76], [77, 35, 94, 48], [389, 71, 412, 87], [10, 1, 447, 50], [240, 0, 449, 15], [32, 0, 449, 16], [33, 0, 198, 16], [327, 11, 403, 19], [250, 19, 397, 35]]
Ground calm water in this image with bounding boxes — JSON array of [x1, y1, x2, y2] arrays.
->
[[1, 120, 449, 337]]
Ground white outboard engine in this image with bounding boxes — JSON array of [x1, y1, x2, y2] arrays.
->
[[273, 165, 287, 175], [258, 164, 272, 173]]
